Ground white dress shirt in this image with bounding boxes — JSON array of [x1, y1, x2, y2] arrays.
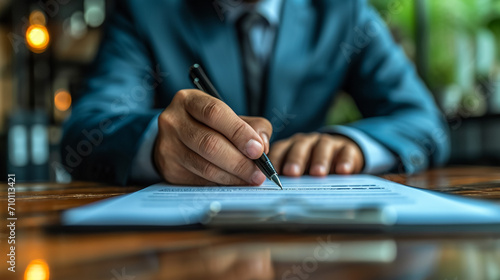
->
[[130, 0, 397, 182]]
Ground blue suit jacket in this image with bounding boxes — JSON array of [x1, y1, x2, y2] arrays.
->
[[62, 0, 450, 184]]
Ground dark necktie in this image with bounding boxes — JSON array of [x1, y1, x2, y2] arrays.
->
[[237, 12, 268, 116]]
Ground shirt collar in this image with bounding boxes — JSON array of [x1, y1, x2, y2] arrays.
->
[[225, 0, 283, 27]]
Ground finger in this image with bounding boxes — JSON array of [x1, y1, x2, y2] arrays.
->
[[159, 161, 216, 186], [334, 145, 360, 174], [309, 135, 337, 176], [153, 133, 216, 185], [171, 169, 215, 186], [179, 115, 266, 185], [179, 142, 249, 185], [268, 139, 293, 174], [240, 116, 272, 154], [282, 134, 320, 177], [182, 90, 265, 159]]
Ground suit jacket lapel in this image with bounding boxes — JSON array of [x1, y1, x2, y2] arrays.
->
[[187, 3, 247, 115], [266, 0, 314, 124]]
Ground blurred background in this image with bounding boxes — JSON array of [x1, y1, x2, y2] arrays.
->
[[1, 0, 500, 182]]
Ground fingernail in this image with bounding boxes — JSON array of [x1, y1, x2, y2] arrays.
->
[[251, 170, 266, 185], [312, 164, 327, 176], [341, 162, 352, 173], [284, 163, 300, 176], [245, 139, 263, 158]]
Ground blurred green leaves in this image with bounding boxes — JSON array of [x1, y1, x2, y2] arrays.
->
[[370, 0, 500, 116], [328, 0, 500, 125]]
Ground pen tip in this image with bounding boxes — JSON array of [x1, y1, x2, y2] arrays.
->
[[270, 174, 283, 190]]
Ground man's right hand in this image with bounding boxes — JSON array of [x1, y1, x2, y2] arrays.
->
[[154, 89, 272, 186]]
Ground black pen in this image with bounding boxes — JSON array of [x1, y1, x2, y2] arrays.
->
[[189, 63, 283, 190]]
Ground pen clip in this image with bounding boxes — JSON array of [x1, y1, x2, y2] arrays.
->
[[189, 64, 224, 100], [193, 77, 206, 92]]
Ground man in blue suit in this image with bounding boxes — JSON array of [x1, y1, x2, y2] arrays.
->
[[62, 0, 450, 185]]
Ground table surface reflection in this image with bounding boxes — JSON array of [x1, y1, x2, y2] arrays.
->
[[1, 166, 500, 280]]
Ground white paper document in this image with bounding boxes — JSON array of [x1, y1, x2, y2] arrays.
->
[[63, 175, 500, 230]]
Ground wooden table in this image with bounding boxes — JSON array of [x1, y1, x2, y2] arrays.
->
[[1, 166, 500, 280]]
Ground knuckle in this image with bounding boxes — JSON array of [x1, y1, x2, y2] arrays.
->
[[256, 117, 272, 130], [269, 140, 288, 155], [292, 133, 305, 141], [309, 132, 321, 140], [297, 134, 313, 144], [158, 112, 173, 129], [345, 142, 355, 150], [201, 101, 222, 122], [261, 117, 272, 129], [198, 133, 220, 157], [158, 109, 169, 122], [346, 139, 358, 148], [336, 134, 351, 144], [348, 144, 361, 156], [319, 134, 332, 143], [230, 122, 247, 143], [273, 139, 287, 147], [174, 90, 189, 102]]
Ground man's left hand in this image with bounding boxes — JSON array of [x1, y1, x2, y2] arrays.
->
[[268, 133, 365, 176]]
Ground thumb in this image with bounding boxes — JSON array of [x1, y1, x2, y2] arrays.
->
[[240, 116, 272, 154]]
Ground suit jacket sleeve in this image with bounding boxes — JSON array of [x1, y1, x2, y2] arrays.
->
[[340, 0, 450, 174], [61, 1, 162, 185]]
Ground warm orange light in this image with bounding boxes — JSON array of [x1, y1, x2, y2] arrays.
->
[[54, 90, 72, 111], [26, 24, 50, 53], [24, 259, 50, 280], [29, 10, 46, 26]]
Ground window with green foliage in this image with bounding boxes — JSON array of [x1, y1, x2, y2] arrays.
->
[[328, 0, 500, 125]]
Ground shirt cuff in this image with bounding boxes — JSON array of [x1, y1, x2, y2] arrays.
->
[[321, 125, 397, 174], [129, 114, 162, 183]]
